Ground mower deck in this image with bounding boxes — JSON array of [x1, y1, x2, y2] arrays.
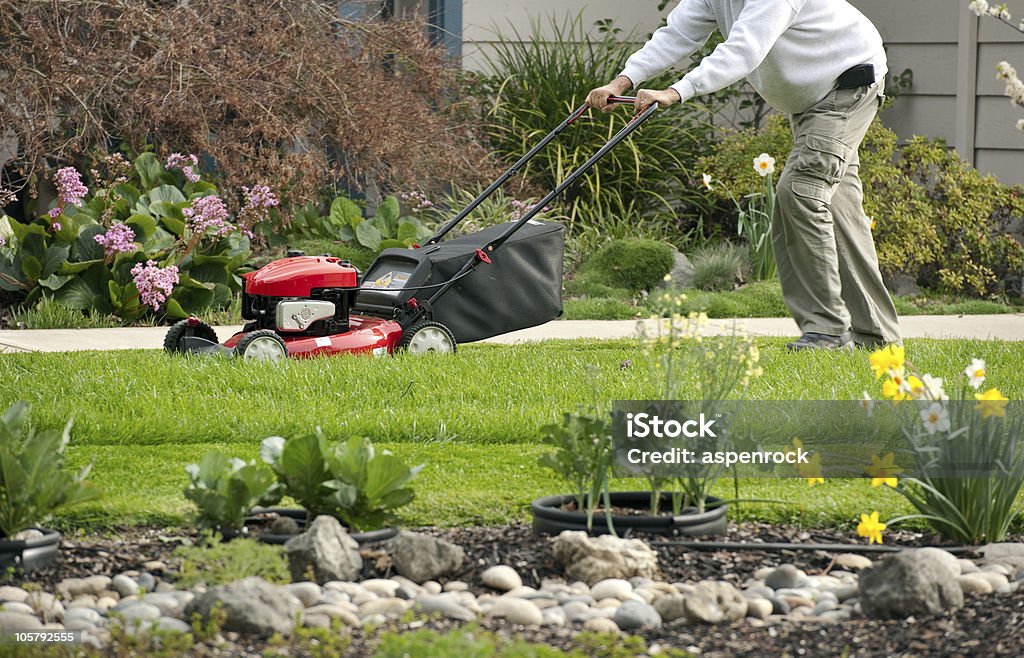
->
[[222, 315, 403, 359]]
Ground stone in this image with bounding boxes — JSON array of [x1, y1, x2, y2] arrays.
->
[[391, 532, 465, 584], [136, 573, 156, 593], [303, 613, 331, 629], [682, 581, 747, 624], [833, 585, 859, 602], [184, 577, 303, 638], [652, 593, 686, 623], [361, 579, 400, 597], [11, 529, 43, 541], [142, 561, 167, 573], [287, 582, 323, 608], [358, 597, 409, 618], [26, 591, 62, 622], [112, 574, 140, 598], [64, 608, 104, 626], [764, 565, 805, 590], [489, 597, 543, 625], [659, 251, 695, 289], [443, 581, 469, 592], [746, 598, 773, 620], [423, 581, 442, 595], [583, 617, 620, 634], [154, 617, 191, 634], [542, 606, 567, 626], [590, 579, 633, 601], [859, 548, 963, 619], [83, 576, 112, 596], [975, 571, 1010, 593], [981, 564, 1012, 577], [0, 586, 28, 603], [114, 602, 162, 621], [958, 574, 994, 596], [284, 515, 363, 584], [551, 531, 658, 586], [414, 594, 475, 621], [812, 599, 837, 615], [958, 559, 980, 574], [138, 593, 185, 618], [1, 602, 35, 616], [481, 565, 523, 592], [885, 273, 921, 298], [303, 604, 359, 626], [833, 554, 873, 571], [563, 600, 591, 622], [0, 611, 43, 631], [269, 515, 301, 536], [613, 600, 661, 631]]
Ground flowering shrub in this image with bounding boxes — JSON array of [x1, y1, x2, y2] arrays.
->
[[0, 152, 268, 320], [861, 347, 1023, 543]]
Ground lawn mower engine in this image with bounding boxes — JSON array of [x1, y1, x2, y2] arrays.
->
[[240, 255, 357, 337]]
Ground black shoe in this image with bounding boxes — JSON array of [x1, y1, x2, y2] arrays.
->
[[786, 332, 853, 351], [851, 333, 903, 350]]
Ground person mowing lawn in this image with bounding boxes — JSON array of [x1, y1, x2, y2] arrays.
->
[[587, 0, 902, 351]]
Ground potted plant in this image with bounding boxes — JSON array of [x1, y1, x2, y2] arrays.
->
[[531, 294, 762, 537], [0, 402, 100, 572], [185, 432, 421, 544]]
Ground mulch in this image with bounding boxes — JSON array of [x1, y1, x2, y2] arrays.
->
[[9, 522, 1023, 657]]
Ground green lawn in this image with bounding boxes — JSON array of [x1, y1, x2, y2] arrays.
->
[[3, 338, 1023, 531]]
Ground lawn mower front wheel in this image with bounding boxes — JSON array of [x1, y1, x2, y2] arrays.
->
[[398, 321, 457, 355], [234, 330, 289, 361], [164, 318, 219, 353]]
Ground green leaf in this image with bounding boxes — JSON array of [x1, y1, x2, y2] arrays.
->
[[378, 239, 406, 250], [170, 283, 215, 314], [42, 246, 70, 278], [376, 197, 400, 235], [150, 201, 185, 222], [355, 221, 382, 251], [330, 197, 363, 229], [21, 255, 42, 281], [396, 222, 420, 244], [162, 298, 188, 319], [125, 214, 159, 242], [74, 225, 105, 262], [38, 273, 74, 291], [161, 216, 186, 237], [54, 277, 104, 311], [134, 153, 165, 189]]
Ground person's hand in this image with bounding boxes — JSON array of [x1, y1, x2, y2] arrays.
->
[[586, 76, 633, 111], [634, 88, 681, 113]]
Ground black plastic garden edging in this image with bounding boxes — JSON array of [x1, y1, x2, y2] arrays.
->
[[531, 492, 728, 537], [0, 528, 61, 572], [239, 507, 398, 545]]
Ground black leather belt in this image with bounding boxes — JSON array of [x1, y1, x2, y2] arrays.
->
[[837, 64, 875, 89]]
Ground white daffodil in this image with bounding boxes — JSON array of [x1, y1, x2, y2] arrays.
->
[[860, 391, 875, 417], [753, 153, 776, 177], [920, 374, 948, 401], [964, 358, 986, 389], [702, 173, 713, 190], [920, 402, 951, 435]]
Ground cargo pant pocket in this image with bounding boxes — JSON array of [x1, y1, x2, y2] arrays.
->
[[793, 133, 851, 186]]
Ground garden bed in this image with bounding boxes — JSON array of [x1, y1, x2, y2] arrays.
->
[[6, 522, 1022, 657]]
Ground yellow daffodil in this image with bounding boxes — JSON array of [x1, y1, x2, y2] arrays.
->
[[975, 388, 1009, 419], [869, 217, 877, 231], [881, 374, 908, 403], [900, 375, 925, 399], [865, 452, 902, 488], [799, 451, 824, 485], [857, 511, 887, 545], [869, 345, 905, 379]]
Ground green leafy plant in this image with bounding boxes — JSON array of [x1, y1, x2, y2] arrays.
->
[[689, 242, 750, 292], [573, 239, 675, 294], [0, 401, 100, 537], [183, 452, 282, 532], [260, 432, 422, 531], [173, 533, 289, 587], [293, 194, 434, 252], [866, 348, 1024, 543], [538, 411, 615, 532]]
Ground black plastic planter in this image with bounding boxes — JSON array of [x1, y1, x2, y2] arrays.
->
[[224, 508, 398, 545], [0, 528, 61, 572], [531, 492, 728, 537]]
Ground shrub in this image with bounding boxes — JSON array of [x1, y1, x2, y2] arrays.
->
[[689, 242, 750, 292], [0, 153, 255, 321], [184, 453, 282, 533], [574, 239, 675, 293], [698, 115, 1024, 297], [260, 432, 422, 531], [0, 1, 493, 208], [0, 401, 100, 538]]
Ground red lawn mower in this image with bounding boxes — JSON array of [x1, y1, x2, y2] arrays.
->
[[163, 97, 658, 360]]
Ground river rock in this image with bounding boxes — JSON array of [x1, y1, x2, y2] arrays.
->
[[746, 598, 773, 620], [284, 515, 362, 584], [184, 577, 303, 637], [959, 574, 994, 596], [652, 593, 686, 623], [269, 515, 301, 536], [391, 532, 465, 583], [859, 548, 963, 619], [834, 553, 873, 571], [765, 565, 805, 590], [489, 597, 543, 625], [0, 587, 28, 604], [287, 582, 323, 608], [112, 574, 139, 598], [975, 571, 1010, 593], [481, 566, 522, 592], [590, 579, 633, 601], [613, 600, 661, 631], [551, 531, 658, 585], [683, 581, 747, 624], [0, 611, 43, 631], [583, 617, 620, 634], [414, 594, 476, 621]]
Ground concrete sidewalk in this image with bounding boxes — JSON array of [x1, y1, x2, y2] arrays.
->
[[0, 315, 1021, 353]]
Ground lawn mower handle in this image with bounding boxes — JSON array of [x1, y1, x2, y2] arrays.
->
[[425, 96, 641, 245], [421, 102, 660, 309]]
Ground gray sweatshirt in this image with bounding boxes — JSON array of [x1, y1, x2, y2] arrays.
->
[[619, 0, 888, 115]]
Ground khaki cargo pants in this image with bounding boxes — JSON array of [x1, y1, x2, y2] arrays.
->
[[772, 81, 901, 345]]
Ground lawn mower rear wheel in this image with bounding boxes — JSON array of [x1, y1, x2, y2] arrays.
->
[[234, 330, 288, 361], [164, 319, 219, 353], [398, 320, 457, 355]]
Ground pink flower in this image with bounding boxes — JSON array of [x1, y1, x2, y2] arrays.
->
[[51, 222, 62, 231], [238, 185, 279, 230], [183, 194, 233, 237], [131, 260, 179, 311], [166, 153, 200, 183], [48, 208, 61, 219], [94, 223, 137, 257], [53, 167, 89, 208]]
